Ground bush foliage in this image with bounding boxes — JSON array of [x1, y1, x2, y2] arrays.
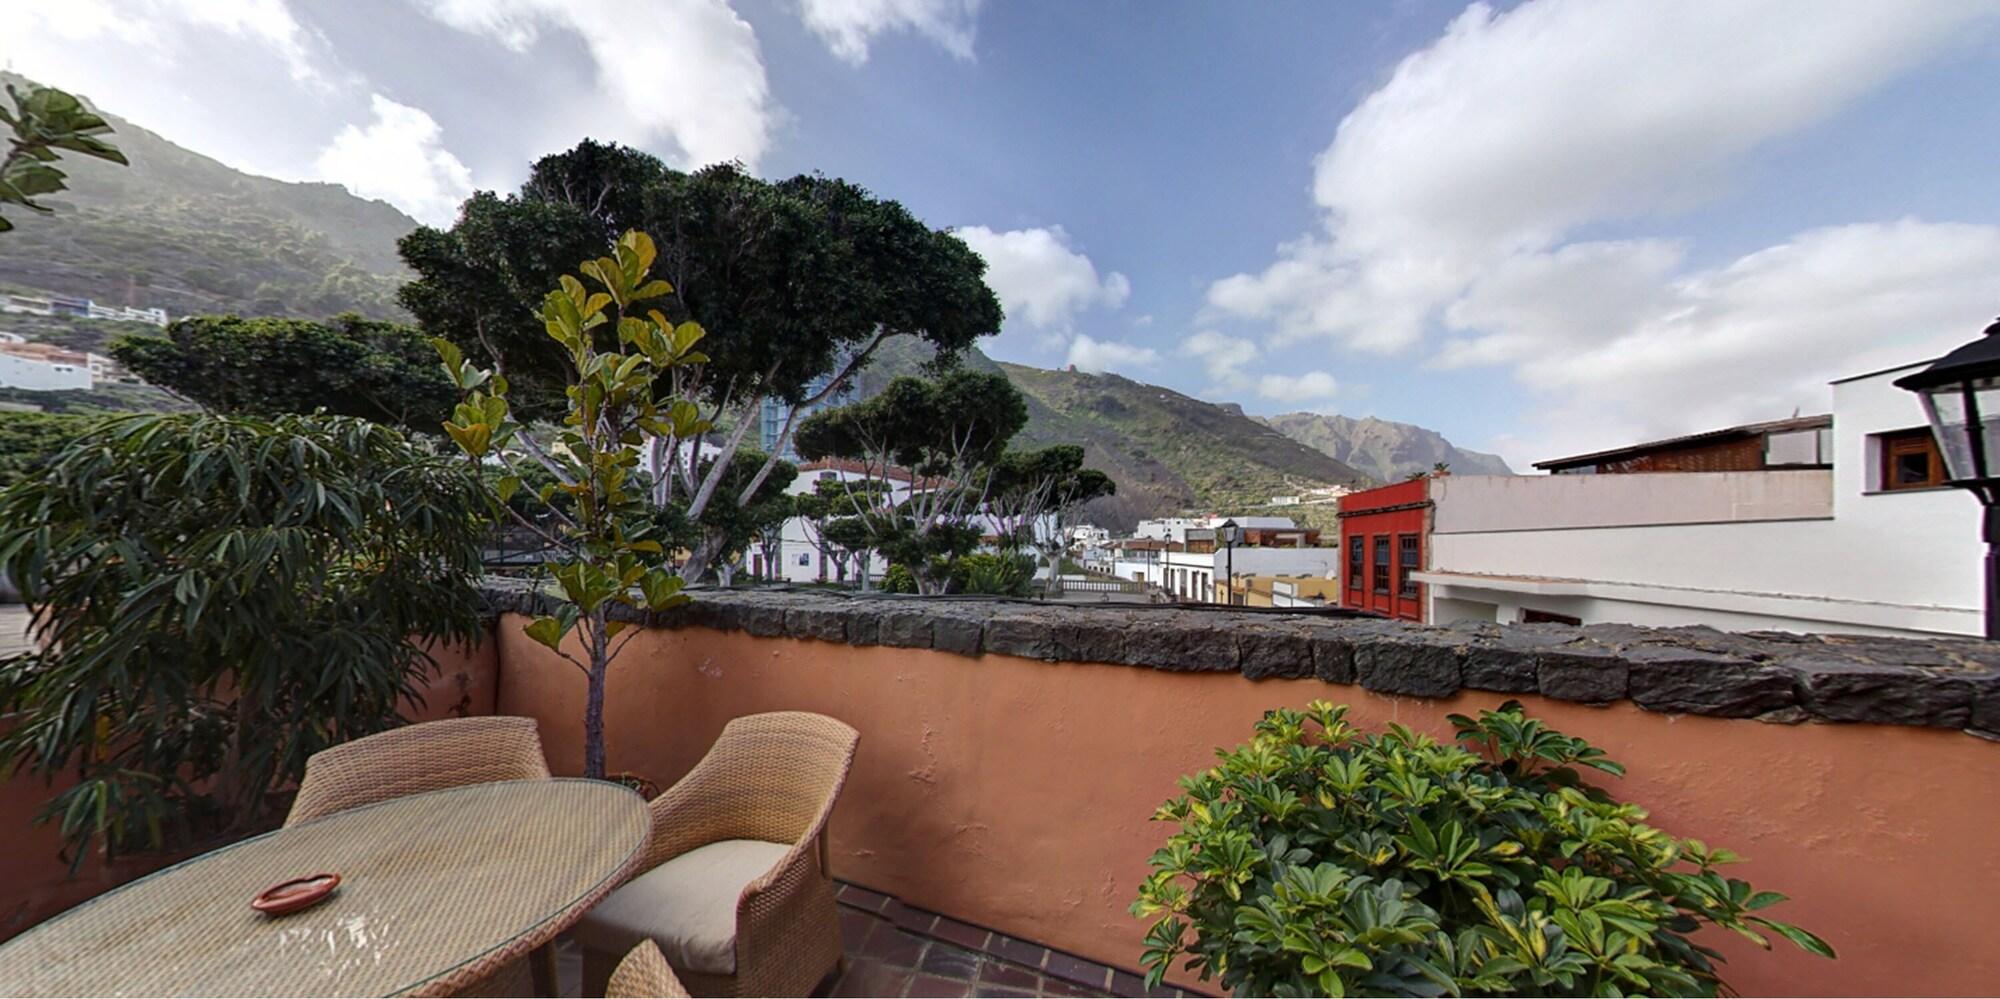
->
[[1133, 701, 1832, 997], [0, 413, 488, 861]]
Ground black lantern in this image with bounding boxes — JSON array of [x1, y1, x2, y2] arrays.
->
[[1218, 519, 1240, 605], [1894, 318, 2000, 637]]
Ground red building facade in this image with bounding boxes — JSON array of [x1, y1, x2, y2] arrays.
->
[[1337, 478, 1430, 622]]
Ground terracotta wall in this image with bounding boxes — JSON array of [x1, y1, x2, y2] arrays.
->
[[479, 614, 1997, 998], [0, 637, 497, 940]]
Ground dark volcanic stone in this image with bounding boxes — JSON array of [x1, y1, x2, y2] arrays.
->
[[1461, 642, 1539, 693], [1624, 646, 1794, 717], [983, 608, 1058, 660], [1354, 635, 1461, 698], [784, 604, 849, 643], [738, 598, 790, 638], [1051, 613, 1127, 664], [878, 607, 935, 649], [1235, 620, 1316, 680], [1308, 628, 1358, 685], [1787, 655, 1973, 727], [930, 607, 986, 657], [1971, 673, 2000, 738], [846, 604, 882, 646], [1120, 617, 1238, 672], [1536, 647, 1628, 703]]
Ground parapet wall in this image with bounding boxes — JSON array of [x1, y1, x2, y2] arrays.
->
[[480, 579, 2000, 735], [476, 580, 2000, 997]]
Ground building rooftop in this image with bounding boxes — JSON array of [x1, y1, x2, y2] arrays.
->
[[1533, 414, 1831, 472]]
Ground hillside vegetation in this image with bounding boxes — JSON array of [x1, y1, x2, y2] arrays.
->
[[0, 74, 417, 321]]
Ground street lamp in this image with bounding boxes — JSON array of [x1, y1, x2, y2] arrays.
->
[[1218, 519, 1240, 606], [1894, 317, 2000, 638]]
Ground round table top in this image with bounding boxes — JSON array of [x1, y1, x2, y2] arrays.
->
[[0, 778, 648, 998]]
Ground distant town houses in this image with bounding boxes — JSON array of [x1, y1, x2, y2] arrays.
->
[[1, 293, 169, 328], [1086, 515, 1341, 606], [1338, 356, 1978, 638], [0, 336, 138, 392]]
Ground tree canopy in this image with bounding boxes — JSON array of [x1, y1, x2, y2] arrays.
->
[[396, 141, 1004, 578], [111, 314, 457, 431]]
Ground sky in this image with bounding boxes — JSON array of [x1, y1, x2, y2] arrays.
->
[[7, 0, 2000, 470]]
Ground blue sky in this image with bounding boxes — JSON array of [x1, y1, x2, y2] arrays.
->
[[8, 1, 2000, 467]]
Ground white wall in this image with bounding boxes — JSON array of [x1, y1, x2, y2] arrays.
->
[[0, 353, 90, 391], [1424, 365, 1982, 636]]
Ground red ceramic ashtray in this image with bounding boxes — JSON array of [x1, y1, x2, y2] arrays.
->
[[251, 873, 340, 916]]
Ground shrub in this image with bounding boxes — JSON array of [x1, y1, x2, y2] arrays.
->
[[951, 552, 1035, 596], [1133, 701, 1832, 997], [881, 563, 918, 594], [0, 413, 489, 863]]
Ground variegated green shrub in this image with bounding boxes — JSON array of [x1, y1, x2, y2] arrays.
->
[[1133, 701, 1832, 997]]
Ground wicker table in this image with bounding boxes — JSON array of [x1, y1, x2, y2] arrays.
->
[[0, 778, 648, 998]]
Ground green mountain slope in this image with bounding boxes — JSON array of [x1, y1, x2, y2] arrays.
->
[[1262, 412, 1514, 481], [853, 337, 1374, 528], [0, 73, 417, 320]]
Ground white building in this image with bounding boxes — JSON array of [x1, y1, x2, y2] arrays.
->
[[0, 294, 167, 327], [0, 343, 91, 391], [771, 460, 913, 585], [1416, 362, 1980, 637]]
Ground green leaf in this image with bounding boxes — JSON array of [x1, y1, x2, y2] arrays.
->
[[523, 615, 569, 652]]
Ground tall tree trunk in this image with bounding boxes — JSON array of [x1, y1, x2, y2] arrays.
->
[[679, 525, 729, 584], [583, 611, 608, 780]]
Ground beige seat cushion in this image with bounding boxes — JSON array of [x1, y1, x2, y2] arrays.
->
[[574, 839, 790, 976]]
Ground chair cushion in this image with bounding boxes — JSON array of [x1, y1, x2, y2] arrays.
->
[[574, 839, 791, 976]]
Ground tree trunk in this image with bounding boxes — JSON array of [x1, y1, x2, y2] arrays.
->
[[678, 526, 728, 583], [584, 615, 608, 780]]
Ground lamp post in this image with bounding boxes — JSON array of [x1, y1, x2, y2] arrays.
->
[[1218, 518, 1240, 606], [1894, 317, 2000, 638]]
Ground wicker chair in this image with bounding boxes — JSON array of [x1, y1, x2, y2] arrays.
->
[[286, 716, 552, 826], [575, 712, 860, 998], [609, 941, 691, 999]]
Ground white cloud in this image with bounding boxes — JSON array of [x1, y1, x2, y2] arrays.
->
[[314, 94, 475, 226], [1206, 0, 1997, 353], [1181, 331, 1260, 392], [1468, 219, 2000, 468], [420, 0, 776, 171], [797, 0, 982, 65], [1066, 335, 1158, 374], [1257, 370, 1341, 404], [956, 225, 1130, 352]]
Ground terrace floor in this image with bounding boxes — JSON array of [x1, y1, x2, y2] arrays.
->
[[548, 881, 1199, 998]]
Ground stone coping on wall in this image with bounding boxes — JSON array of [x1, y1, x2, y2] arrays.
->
[[476, 579, 2000, 739]]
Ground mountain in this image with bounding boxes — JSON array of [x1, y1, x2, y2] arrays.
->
[[1262, 412, 1514, 482], [0, 74, 418, 320], [856, 340, 1374, 529]]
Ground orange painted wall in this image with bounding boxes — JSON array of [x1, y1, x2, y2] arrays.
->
[[482, 615, 1998, 998], [0, 638, 497, 940]]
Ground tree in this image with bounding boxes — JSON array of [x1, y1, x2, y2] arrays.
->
[[0, 411, 95, 489], [110, 314, 457, 431], [986, 444, 1116, 593], [431, 230, 699, 779], [794, 476, 893, 588], [795, 371, 1028, 594], [1, 83, 127, 232], [689, 448, 797, 587], [0, 413, 487, 862], [398, 141, 1003, 581]]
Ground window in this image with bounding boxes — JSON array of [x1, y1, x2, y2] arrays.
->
[[797, 553, 811, 566], [1878, 427, 1946, 491], [1372, 536, 1390, 595], [1346, 536, 1363, 590], [1397, 534, 1419, 599], [817, 470, 838, 481], [1522, 609, 1582, 626]]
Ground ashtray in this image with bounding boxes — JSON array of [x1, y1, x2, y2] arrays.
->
[[252, 873, 341, 916]]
